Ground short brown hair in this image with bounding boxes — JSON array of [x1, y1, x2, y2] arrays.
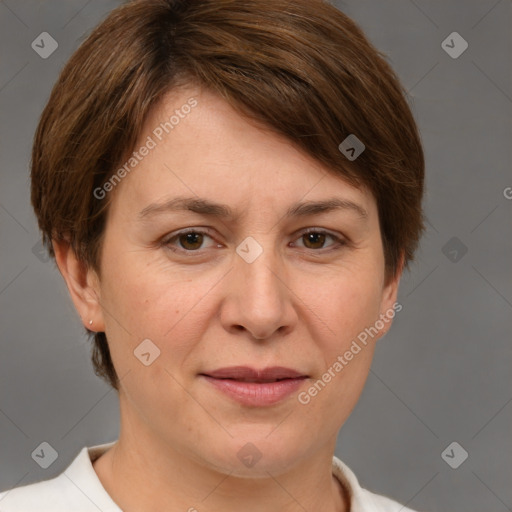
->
[[31, 0, 425, 390]]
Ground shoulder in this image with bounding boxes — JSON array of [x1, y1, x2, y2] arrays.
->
[[332, 456, 422, 512], [358, 488, 419, 512], [0, 472, 80, 512], [0, 443, 119, 512]]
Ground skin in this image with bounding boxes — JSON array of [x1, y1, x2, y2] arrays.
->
[[54, 86, 402, 512]]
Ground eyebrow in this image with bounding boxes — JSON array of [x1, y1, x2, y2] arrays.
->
[[138, 196, 368, 221]]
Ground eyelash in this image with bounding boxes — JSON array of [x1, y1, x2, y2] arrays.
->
[[161, 228, 347, 255]]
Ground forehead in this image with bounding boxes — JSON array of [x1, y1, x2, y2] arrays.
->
[[108, 86, 377, 221]]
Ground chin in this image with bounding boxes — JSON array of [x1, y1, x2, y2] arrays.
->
[[199, 430, 308, 478]]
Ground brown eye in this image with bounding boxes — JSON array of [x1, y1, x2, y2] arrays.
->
[[163, 229, 220, 255], [291, 229, 345, 251], [178, 232, 204, 250], [302, 232, 327, 249]]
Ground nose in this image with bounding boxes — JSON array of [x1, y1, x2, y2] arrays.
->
[[219, 242, 298, 341]]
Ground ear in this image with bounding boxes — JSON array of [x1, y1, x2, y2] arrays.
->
[[377, 252, 405, 339], [52, 239, 105, 332]]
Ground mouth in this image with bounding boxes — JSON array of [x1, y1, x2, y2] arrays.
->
[[199, 366, 309, 406]]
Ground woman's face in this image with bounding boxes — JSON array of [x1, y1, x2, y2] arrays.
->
[[89, 86, 400, 475]]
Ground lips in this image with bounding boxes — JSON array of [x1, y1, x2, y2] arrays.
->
[[200, 366, 308, 407], [202, 366, 307, 382]]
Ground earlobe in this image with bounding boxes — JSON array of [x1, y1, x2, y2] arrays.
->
[[52, 239, 105, 332]]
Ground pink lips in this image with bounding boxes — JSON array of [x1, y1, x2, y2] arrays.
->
[[200, 366, 308, 407]]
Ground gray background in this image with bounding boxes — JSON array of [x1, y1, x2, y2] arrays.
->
[[0, 1, 510, 511]]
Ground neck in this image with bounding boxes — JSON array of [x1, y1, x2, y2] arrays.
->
[[93, 401, 349, 512]]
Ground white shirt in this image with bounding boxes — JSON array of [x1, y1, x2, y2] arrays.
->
[[0, 442, 419, 511]]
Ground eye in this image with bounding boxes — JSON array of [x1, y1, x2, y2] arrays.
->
[[161, 227, 346, 255], [163, 229, 219, 252], [291, 229, 345, 250]]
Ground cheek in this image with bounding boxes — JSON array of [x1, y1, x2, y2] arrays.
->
[[296, 276, 383, 432], [99, 248, 221, 366], [297, 266, 384, 348], [338, 282, 382, 335], [100, 245, 184, 328]]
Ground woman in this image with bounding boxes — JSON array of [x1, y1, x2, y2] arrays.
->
[[0, 0, 424, 510]]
